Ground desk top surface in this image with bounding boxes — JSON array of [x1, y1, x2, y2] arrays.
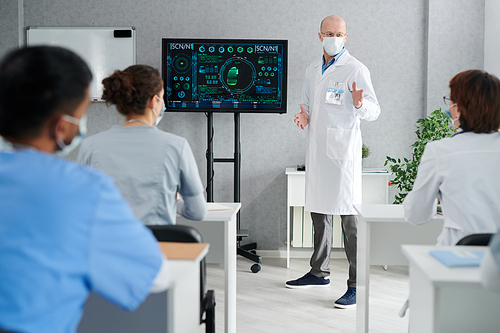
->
[[285, 167, 389, 176], [159, 242, 209, 261], [402, 245, 485, 285], [354, 204, 443, 223], [176, 202, 241, 223]]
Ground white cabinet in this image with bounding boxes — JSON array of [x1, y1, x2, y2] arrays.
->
[[284, 167, 389, 268]]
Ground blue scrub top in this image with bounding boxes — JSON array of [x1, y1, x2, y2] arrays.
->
[[0, 148, 162, 333]]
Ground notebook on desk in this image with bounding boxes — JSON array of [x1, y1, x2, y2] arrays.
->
[[207, 203, 232, 211], [429, 249, 484, 267]]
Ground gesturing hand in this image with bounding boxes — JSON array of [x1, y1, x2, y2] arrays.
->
[[352, 81, 364, 108], [294, 105, 308, 130]]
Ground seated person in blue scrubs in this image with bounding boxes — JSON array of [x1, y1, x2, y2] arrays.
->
[[404, 69, 500, 245], [0, 46, 169, 333], [78, 65, 206, 225]]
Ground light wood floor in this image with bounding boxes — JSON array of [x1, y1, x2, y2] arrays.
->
[[198, 255, 410, 333]]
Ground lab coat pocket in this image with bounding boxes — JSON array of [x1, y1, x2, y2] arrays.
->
[[325, 81, 346, 105], [326, 128, 355, 161]]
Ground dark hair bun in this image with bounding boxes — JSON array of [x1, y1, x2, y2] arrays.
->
[[102, 70, 137, 115], [101, 65, 163, 116]]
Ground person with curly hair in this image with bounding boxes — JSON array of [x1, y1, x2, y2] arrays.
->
[[78, 65, 206, 225]]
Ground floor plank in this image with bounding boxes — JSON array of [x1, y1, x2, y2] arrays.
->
[[197, 256, 410, 333]]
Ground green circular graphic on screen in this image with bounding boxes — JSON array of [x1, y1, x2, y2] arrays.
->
[[172, 54, 191, 74], [219, 57, 256, 94]]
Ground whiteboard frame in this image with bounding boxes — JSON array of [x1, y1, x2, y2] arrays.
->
[[26, 27, 136, 102]]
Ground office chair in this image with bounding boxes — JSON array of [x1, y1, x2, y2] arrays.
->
[[237, 228, 262, 273], [147, 225, 215, 333], [456, 233, 493, 246]]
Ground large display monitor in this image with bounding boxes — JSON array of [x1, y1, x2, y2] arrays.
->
[[162, 38, 288, 113]]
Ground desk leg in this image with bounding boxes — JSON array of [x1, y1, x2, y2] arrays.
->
[[286, 204, 290, 269], [356, 215, 370, 333], [226, 214, 237, 333], [408, 264, 435, 333]]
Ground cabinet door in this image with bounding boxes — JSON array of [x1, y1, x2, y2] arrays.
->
[[288, 174, 305, 206], [362, 174, 388, 204]]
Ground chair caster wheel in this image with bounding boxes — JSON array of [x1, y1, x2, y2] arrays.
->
[[251, 264, 261, 273]]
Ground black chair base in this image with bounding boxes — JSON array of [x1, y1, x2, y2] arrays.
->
[[202, 290, 216, 333], [237, 240, 262, 273]]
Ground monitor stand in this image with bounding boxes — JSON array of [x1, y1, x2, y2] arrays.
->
[[205, 112, 262, 273]]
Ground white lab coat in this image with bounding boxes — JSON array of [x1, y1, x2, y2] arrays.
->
[[301, 50, 380, 215], [403, 131, 500, 245]]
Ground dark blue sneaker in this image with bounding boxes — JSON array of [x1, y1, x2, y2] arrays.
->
[[285, 272, 330, 289], [334, 287, 356, 308]]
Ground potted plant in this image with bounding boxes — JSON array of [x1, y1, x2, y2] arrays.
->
[[362, 143, 371, 159], [384, 109, 456, 204]]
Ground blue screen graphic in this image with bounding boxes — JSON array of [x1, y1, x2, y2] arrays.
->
[[162, 39, 288, 113]]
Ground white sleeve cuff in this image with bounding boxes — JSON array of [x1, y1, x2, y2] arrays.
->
[[354, 104, 365, 117], [150, 255, 170, 294], [177, 192, 207, 221]]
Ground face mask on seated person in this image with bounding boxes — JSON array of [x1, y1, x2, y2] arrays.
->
[[444, 108, 460, 128], [56, 113, 88, 156], [152, 95, 166, 126]]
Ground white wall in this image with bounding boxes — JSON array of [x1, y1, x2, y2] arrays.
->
[[426, 0, 485, 116], [485, 0, 500, 77]]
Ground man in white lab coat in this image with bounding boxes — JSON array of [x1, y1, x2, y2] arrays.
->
[[287, 15, 380, 309]]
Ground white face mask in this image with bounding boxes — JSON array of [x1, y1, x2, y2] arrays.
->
[[56, 113, 87, 156], [0, 136, 13, 152], [322, 37, 344, 57], [444, 107, 460, 128], [152, 95, 166, 126]]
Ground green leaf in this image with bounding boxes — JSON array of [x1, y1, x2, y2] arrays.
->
[[385, 108, 455, 202]]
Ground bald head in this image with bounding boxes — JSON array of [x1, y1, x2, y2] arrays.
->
[[320, 15, 346, 32]]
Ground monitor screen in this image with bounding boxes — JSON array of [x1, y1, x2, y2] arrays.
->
[[162, 38, 288, 113]]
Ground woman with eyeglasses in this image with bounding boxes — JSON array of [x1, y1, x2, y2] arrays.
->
[[78, 65, 206, 225], [403, 69, 500, 246]]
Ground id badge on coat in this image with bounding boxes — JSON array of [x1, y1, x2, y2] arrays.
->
[[325, 81, 345, 105]]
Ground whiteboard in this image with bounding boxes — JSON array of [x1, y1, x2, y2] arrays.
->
[[26, 27, 136, 101]]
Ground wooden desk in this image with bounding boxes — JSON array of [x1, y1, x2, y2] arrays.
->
[[354, 204, 444, 333], [402, 245, 500, 332], [78, 242, 209, 333], [176, 202, 240, 333]]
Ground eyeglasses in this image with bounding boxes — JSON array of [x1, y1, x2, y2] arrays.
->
[[443, 95, 456, 107], [321, 32, 346, 38]]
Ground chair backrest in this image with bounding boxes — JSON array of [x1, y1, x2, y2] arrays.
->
[[456, 233, 493, 246], [147, 224, 206, 316], [147, 224, 203, 243]]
